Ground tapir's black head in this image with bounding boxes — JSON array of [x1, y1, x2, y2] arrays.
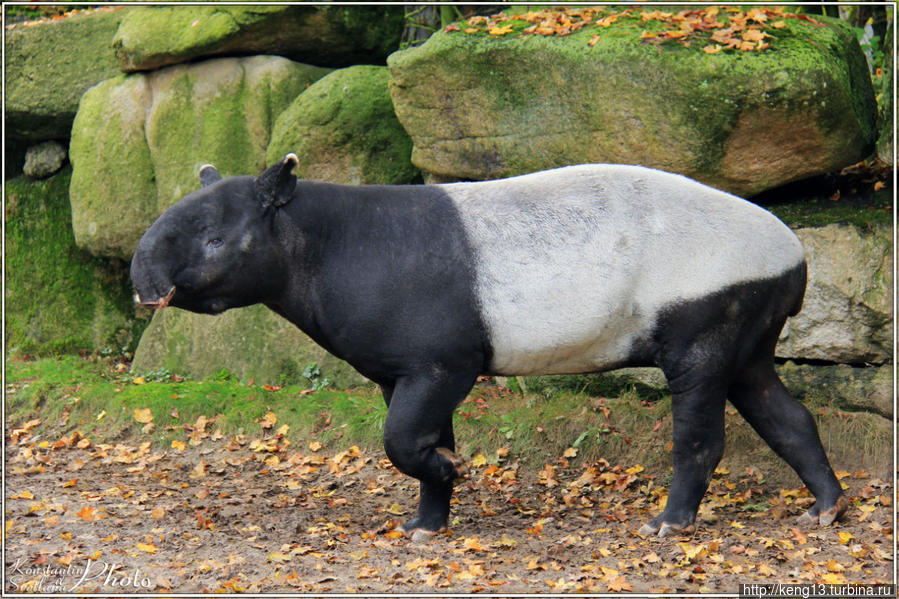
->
[[130, 154, 299, 315]]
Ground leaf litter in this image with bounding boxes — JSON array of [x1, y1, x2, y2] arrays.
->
[[5, 413, 892, 593], [445, 6, 824, 53]]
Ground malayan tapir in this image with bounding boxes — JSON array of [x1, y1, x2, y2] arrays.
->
[[130, 154, 847, 539]]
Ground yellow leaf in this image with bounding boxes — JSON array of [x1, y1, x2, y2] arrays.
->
[[488, 24, 514, 35], [386, 503, 406, 516], [96, 410, 106, 421], [60, 532, 72, 540], [625, 464, 644, 475], [276, 424, 289, 436], [171, 440, 186, 451], [308, 441, 322, 452], [677, 542, 704, 561], [563, 447, 578, 458], [260, 412, 277, 429], [838, 532, 854, 545], [137, 542, 157, 554], [730, 520, 745, 529], [826, 559, 844, 572], [150, 507, 165, 519], [133, 408, 154, 424], [462, 536, 485, 552], [268, 551, 291, 563], [265, 455, 280, 467], [15, 490, 35, 500], [132, 376, 146, 385], [472, 454, 488, 467], [822, 572, 846, 585], [191, 461, 206, 478], [37, 441, 49, 449]]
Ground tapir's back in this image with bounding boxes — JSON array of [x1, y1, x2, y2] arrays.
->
[[442, 164, 805, 375]]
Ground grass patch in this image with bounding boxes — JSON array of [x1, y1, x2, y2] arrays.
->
[[5, 356, 672, 472], [8, 356, 888, 485], [5, 355, 387, 451]]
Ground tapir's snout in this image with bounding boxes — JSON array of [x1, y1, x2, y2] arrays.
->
[[130, 226, 178, 311], [135, 285, 176, 310]]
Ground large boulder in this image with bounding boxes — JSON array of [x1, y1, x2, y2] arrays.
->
[[5, 8, 125, 141], [131, 306, 367, 389], [388, 9, 877, 195], [267, 66, 419, 184], [112, 5, 405, 72], [69, 56, 331, 259], [5, 167, 147, 356], [777, 223, 893, 364]]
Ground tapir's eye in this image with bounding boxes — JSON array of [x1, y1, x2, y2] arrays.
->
[[207, 238, 224, 249]]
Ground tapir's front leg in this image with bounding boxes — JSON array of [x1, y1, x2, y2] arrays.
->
[[382, 372, 478, 539]]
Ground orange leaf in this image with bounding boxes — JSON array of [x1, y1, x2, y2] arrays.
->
[[133, 408, 153, 424], [77, 505, 96, 521]]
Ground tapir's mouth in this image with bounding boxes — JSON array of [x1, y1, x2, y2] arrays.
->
[[136, 286, 176, 310]]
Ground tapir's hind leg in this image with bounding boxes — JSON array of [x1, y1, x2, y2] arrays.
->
[[727, 330, 846, 526], [381, 371, 477, 539], [639, 376, 728, 537]]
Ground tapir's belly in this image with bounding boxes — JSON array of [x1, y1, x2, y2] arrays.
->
[[445, 164, 806, 376]]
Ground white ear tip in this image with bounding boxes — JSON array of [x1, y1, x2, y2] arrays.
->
[[199, 163, 216, 173], [284, 153, 298, 165]]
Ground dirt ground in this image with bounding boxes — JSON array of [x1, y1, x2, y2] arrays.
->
[[5, 427, 894, 594]]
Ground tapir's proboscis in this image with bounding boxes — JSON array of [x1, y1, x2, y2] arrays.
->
[[131, 155, 847, 540]]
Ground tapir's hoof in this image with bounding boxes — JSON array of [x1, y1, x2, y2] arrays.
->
[[797, 495, 848, 527], [638, 520, 694, 538], [410, 529, 437, 544], [435, 447, 469, 481], [396, 523, 442, 543]]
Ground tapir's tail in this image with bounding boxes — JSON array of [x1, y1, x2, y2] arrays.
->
[[787, 260, 808, 317]]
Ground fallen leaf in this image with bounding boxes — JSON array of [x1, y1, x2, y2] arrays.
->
[[133, 408, 153, 423], [260, 412, 277, 429], [137, 542, 157, 554]]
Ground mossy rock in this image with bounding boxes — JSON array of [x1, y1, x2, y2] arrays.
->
[[5, 8, 125, 141], [778, 223, 893, 364], [268, 66, 419, 184], [5, 167, 148, 356], [69, 56, 331, 259], [132, 305, 368, 389], [113, 5, 405, 72], [388, 11, 876, 196]]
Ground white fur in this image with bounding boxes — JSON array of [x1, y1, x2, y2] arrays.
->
[[446, 165, 805, 375]]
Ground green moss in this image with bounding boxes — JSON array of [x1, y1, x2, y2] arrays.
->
[[762, 186, 893, 228], [5, 168, 149, 357], [268, 66, 418, 184], [389, 9, 876, 193], [6, 8, 124, 139], [69, 74, 158, 257]]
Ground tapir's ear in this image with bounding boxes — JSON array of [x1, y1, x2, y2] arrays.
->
[[256, 153, 298, 211], [198, 164, 222, 187]]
